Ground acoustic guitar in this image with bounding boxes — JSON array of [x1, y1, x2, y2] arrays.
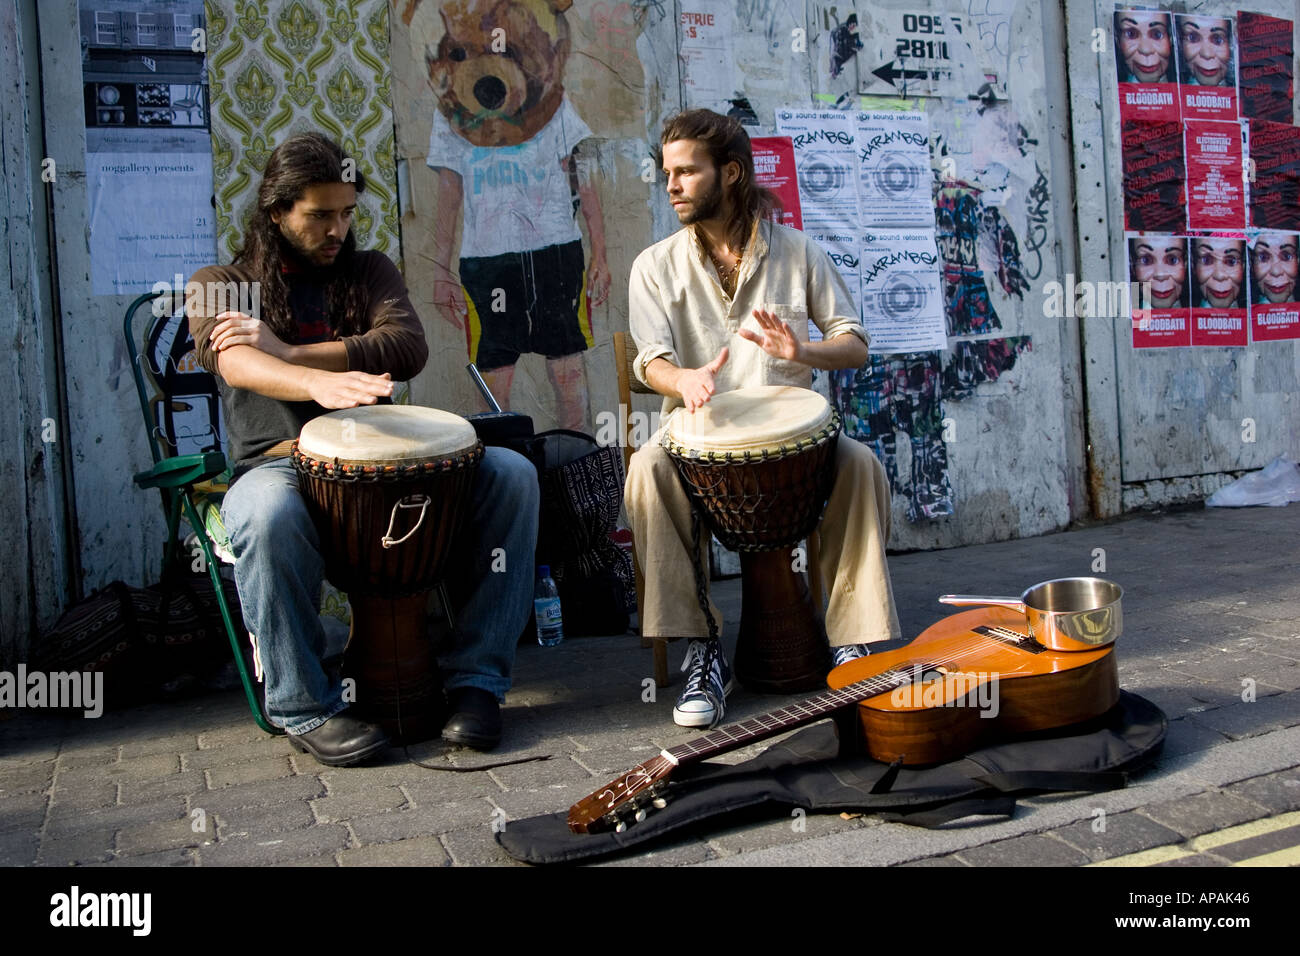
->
[[568, 607, 1119, 834]]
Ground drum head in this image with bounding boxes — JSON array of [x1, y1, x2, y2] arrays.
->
[[297, 405, 479, 465], [665, 386, 833, 455]]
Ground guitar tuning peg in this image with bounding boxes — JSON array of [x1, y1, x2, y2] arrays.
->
[[615, 820, 627, 833], [635, 809, 647, 823], [652, 797, 668, 809]]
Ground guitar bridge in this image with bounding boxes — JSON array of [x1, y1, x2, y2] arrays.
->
[[972, 624, 1044, 653]]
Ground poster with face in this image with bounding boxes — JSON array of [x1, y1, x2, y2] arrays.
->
[[1184, 119, 1246, 230], [1175, 14, 1238, 121], [1115, 9, 1180, 121], [1128, 234, 1191, 348], [1189, 234, 1248, 346], [1248, 231, 1300, 341]]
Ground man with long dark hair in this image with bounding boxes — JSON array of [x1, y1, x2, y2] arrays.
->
[[626, 110, 900, 728], [186, 132, 538, 764]]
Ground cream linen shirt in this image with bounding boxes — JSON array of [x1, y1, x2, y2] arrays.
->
[[628, 218, 869, 416]]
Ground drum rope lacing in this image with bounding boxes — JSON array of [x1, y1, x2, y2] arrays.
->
[[291, 442, 485, 481], [661, 417, 840, 464]]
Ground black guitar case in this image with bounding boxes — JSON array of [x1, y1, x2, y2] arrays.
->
[[495, 690, 1167, 864]]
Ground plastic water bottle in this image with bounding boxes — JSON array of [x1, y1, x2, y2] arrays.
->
[[534, 565, 564, 646]]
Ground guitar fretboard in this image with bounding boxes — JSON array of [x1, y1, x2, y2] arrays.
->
[[667, 666, 919, 764]]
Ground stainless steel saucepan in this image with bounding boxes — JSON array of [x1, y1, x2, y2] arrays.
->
[[938, 577, 1123, 652]]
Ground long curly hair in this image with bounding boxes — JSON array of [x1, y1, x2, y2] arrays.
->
[[658, 109, 779, 248], [231, 133, 369, 341]]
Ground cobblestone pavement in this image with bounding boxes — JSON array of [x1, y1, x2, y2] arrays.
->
[[1, 505, 1297, 867]]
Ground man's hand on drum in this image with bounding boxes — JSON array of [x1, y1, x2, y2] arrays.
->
[[738, 309, 804, 364], [306, 369, 394, 409], [678, 347, 729, 412], [209, 311, 293, 362]]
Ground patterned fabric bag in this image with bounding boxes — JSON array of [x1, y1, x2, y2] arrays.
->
[[534, 430, 634, 636]]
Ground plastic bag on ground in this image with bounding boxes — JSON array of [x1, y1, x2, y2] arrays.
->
[[1206, 456, 1300, 508]]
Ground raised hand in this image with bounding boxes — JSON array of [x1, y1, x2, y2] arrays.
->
[[738, 309, 804, 363]]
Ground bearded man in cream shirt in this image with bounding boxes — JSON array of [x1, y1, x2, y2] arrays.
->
[[626, 109, 901, 729]]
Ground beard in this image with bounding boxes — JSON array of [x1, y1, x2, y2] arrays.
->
[[278, 224, 348, 270], [677, 176, 725, 225]]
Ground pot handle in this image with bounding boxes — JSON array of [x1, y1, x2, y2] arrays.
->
[[939, 595, 1027, 612]]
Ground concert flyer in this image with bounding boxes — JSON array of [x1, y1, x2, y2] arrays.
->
[[774, 109, 861, 235], [1114, 8, 1181, 122], [1247, 119, 1300, 231], [750, 136, 803, 231], [859, 230, 947, 354], [854, 111, 935, 229], [1174, 13, 1240, 122], [1184, 119, 1247, 230], [1236, 11, 1294, 123], [1189, 233, 1249, 346], [1248, 230, 1300, 342], [1128, 233, 1191, 349], [1122, 119, 1186, 233]]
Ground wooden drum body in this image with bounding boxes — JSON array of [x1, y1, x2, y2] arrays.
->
[[663, 386, 840, 693], [292, 406, 483, 742]]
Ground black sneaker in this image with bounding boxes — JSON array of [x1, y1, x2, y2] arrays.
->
[[672, 640, 734, 728]]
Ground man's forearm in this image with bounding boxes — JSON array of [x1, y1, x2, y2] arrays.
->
[[798, 333, 869, 370], [644, 356, 686, 399], [218, 345, 319, 401], [287, 340, 349, 372]]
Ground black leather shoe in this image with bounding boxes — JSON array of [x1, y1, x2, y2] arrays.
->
[[441, 688, 502, 751], [288, 712, 389, 767]]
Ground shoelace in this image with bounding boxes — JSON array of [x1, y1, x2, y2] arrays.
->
[[680, 641, 725, 725]]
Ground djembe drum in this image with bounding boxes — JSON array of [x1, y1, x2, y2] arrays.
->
[[662, 385, 840, 693], [292, 406, 483, 742]]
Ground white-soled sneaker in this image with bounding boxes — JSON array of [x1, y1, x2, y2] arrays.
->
[[672, 640, 734, 728], [831, 643, 872, 668]]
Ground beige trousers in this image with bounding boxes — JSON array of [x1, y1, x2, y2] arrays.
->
[[625, 437, 901, 646]]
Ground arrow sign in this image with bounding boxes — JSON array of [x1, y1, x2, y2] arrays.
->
[[871, 61, 931, 89]]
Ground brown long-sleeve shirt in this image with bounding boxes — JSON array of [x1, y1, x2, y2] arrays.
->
[[185, 251, 428, 478]]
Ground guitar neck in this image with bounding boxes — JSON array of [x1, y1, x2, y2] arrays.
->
[[665, 666, 918, 765]]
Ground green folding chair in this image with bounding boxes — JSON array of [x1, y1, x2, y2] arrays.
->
[[124, 290, 280, 735]]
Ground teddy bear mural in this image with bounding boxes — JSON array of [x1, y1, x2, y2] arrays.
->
[[407, 0, 610, 430]]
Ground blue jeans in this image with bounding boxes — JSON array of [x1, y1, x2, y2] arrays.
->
[[220, 447, 539, 734]]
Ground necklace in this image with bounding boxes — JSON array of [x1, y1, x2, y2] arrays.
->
[[707, 242, 744, 292]]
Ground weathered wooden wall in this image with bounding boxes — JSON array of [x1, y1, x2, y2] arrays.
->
[[0, 0, 75, 665]]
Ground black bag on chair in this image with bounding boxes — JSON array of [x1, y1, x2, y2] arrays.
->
[[534, 430, 635, 636]]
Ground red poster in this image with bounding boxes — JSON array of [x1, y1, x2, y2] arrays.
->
[[1248, 120, 1300, 231], [1237, 11, 1294, 123], [750, 136, 802, 231], [1122, 120, 1186, 233], [1114, 9, 1181, 121], [1184, 120, 1246, 230], [1248, 231, 1300, 341], [1128, 233, 1191, 348], [1189, 234, 1249, 346], [1175, 14, 1240, 121]]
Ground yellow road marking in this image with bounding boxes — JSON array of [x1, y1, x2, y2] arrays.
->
[[1232, 845, 1300, 867], [1087, 809, 1300, 866], [1089, 845, 1194, 867], [1189, 810, 1300, 851]]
